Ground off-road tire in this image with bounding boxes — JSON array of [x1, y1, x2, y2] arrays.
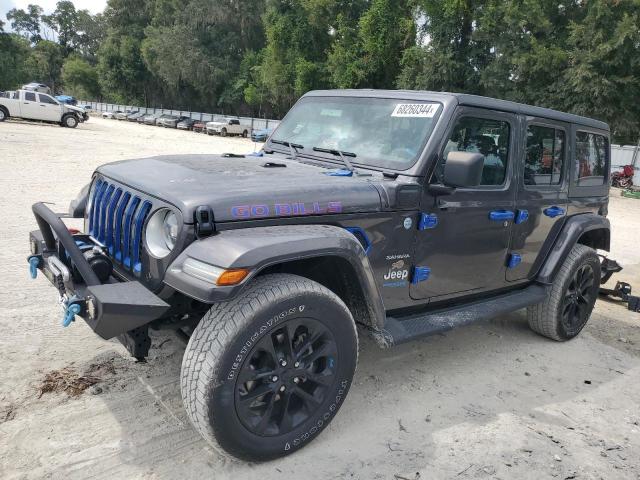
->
[[527, 244, 600, 341], [62, 114, 78, 128], [0, 107, 8, 122], [181, 273, 358, 461]]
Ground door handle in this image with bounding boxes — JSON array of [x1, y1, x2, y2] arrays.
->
[[544, 206, 565, 218], [489, 210, 515, 221]]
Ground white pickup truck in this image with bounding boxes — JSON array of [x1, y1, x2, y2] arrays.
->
[[0, 90, 88, 128], [205, 117, 249, 137]]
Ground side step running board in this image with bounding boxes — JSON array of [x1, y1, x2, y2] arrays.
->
[[377, 285, 549, 348]]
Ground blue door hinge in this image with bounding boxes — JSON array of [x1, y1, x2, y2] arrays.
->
[[418, 213, 438, 230], [507, 253, 522, 269], [411, 266, 431, 284]]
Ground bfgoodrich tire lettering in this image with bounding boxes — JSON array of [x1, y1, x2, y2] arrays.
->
[[181, 273, 358, 461], [527, 244, 601, 341]]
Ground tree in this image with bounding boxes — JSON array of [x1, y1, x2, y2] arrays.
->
[[6, 4, 44, 43], [42, 1, 79, 52], [0, 34, 32, 90], [25, 40, 65, 91], [62, 56, 100, 98]]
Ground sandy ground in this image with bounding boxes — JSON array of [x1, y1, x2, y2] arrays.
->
[[1, 117, 640, 480]]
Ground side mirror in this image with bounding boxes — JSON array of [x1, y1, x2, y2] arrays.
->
[[442, 151, 484, 188]]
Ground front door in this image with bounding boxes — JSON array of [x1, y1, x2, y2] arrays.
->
[[507, 118, 569, 281], [37, 93, 63, 122], [411, 108, 518, 301]]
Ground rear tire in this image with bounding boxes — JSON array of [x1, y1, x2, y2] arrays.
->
[[242, 130, 248, 138], [181, 273, 358, 461], [0, 107, 8, 122], [527, 244, 600, 341]]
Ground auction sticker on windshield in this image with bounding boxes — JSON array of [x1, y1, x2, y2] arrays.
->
[[391, 103, 439, 118]]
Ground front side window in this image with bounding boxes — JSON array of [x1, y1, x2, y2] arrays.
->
[[575, 132, 608, 186], [24, 92, 36, 102], [38, 94, 58, 105], [441, 117, 510, 186], [524, 125, 565, 186], [270, 96, 442, 170]]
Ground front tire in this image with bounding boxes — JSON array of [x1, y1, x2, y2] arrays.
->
[[62, 114, 78, 128], [221, 128, 227, 137], [181, 273, 358, 461], [527, 244, 600, 341]]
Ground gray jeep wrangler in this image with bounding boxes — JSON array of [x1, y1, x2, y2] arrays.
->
[[28, 90, 611, 461]]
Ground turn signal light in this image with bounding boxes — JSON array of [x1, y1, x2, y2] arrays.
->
[[217, 269, 250, 286]]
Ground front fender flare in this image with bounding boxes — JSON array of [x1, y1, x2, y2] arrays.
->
[[536, 213, 610, 285], [164, 224, 385, 327]]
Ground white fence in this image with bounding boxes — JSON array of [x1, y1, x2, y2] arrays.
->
[[80, 100, 280, 132], [611, 143, 640, 173]]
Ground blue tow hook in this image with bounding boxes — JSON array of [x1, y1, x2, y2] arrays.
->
[[28, 256, 41, 279], [62, 301, 82, 327]]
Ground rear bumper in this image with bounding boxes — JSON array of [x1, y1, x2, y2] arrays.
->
[[28, 202, 169, 340]]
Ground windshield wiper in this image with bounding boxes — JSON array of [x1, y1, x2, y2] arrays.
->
[[312, 147, 364, 175], [271, 139, 303, 160]]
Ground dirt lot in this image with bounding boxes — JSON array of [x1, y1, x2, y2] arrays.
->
[[1, 117, 639, 480]]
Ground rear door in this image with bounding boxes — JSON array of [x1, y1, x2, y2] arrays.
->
[[411, 107, 518, 300], [20, 91, 40, 119], [507, 118, 569, 281]]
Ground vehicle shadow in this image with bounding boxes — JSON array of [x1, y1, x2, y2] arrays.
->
[[85, 307, 637, 479]]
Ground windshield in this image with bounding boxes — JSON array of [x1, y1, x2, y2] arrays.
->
[[269, 96, 442, 170]]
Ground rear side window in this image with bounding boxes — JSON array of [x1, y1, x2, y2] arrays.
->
[[575, 132, 608, 186], [442, 117, 510, 186], [524, 125, 565, 186], [24, 92, 36, 101]]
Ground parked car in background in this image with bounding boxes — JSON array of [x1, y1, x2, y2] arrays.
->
[[177, 118, 196, 130], [250, 127, 274, 142], [192, 121, 206, 133], [159, 115, 189, 128], [0, 89, 86, 127], [115, 110, 135, 120], [80, 105, 92, 113], [22, 82, 51, 94], [206, 118, 249, 137], [143, 112, 163, 125], [127, 111, 146, 122], [102, 110, 121, 119]]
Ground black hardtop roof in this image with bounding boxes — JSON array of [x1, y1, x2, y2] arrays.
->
[[305, 89, 609, 132]]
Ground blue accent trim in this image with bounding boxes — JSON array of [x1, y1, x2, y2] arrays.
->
[[345, 227, 372, 255], [98, 185, 115, 243], [489, 210, 515, 221], [28, 255, 40, 279], [411, 266, 431, 284], [132, 201, 152, 274], [113, 192, 131, 259], [544, 206, 565, 218], [91, 180, 108, 237], [507, 253, 522, 269], [105, 188, 122, 251], [418, 213, 438, 230], [515, 209, 529, 224], [88, 179, 103, 235], [326, 169, 353, 177], [122, 196, 141, 268]]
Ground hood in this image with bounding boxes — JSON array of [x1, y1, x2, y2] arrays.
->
[[66, 104, 84, 114], [206, 121, 224, 127], [96, 154, 383, 223]]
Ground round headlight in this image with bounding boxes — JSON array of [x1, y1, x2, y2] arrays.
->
[[145, 209, 178, 258]]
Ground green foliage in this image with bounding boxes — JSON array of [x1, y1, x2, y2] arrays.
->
[[62, 56, 100, 98], [1, 0, 639, 142]]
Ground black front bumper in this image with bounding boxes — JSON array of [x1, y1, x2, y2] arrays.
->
[[28, 202, 169, 340]]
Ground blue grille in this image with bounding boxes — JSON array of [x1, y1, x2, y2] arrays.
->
[[88, 178, 152, 276]]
